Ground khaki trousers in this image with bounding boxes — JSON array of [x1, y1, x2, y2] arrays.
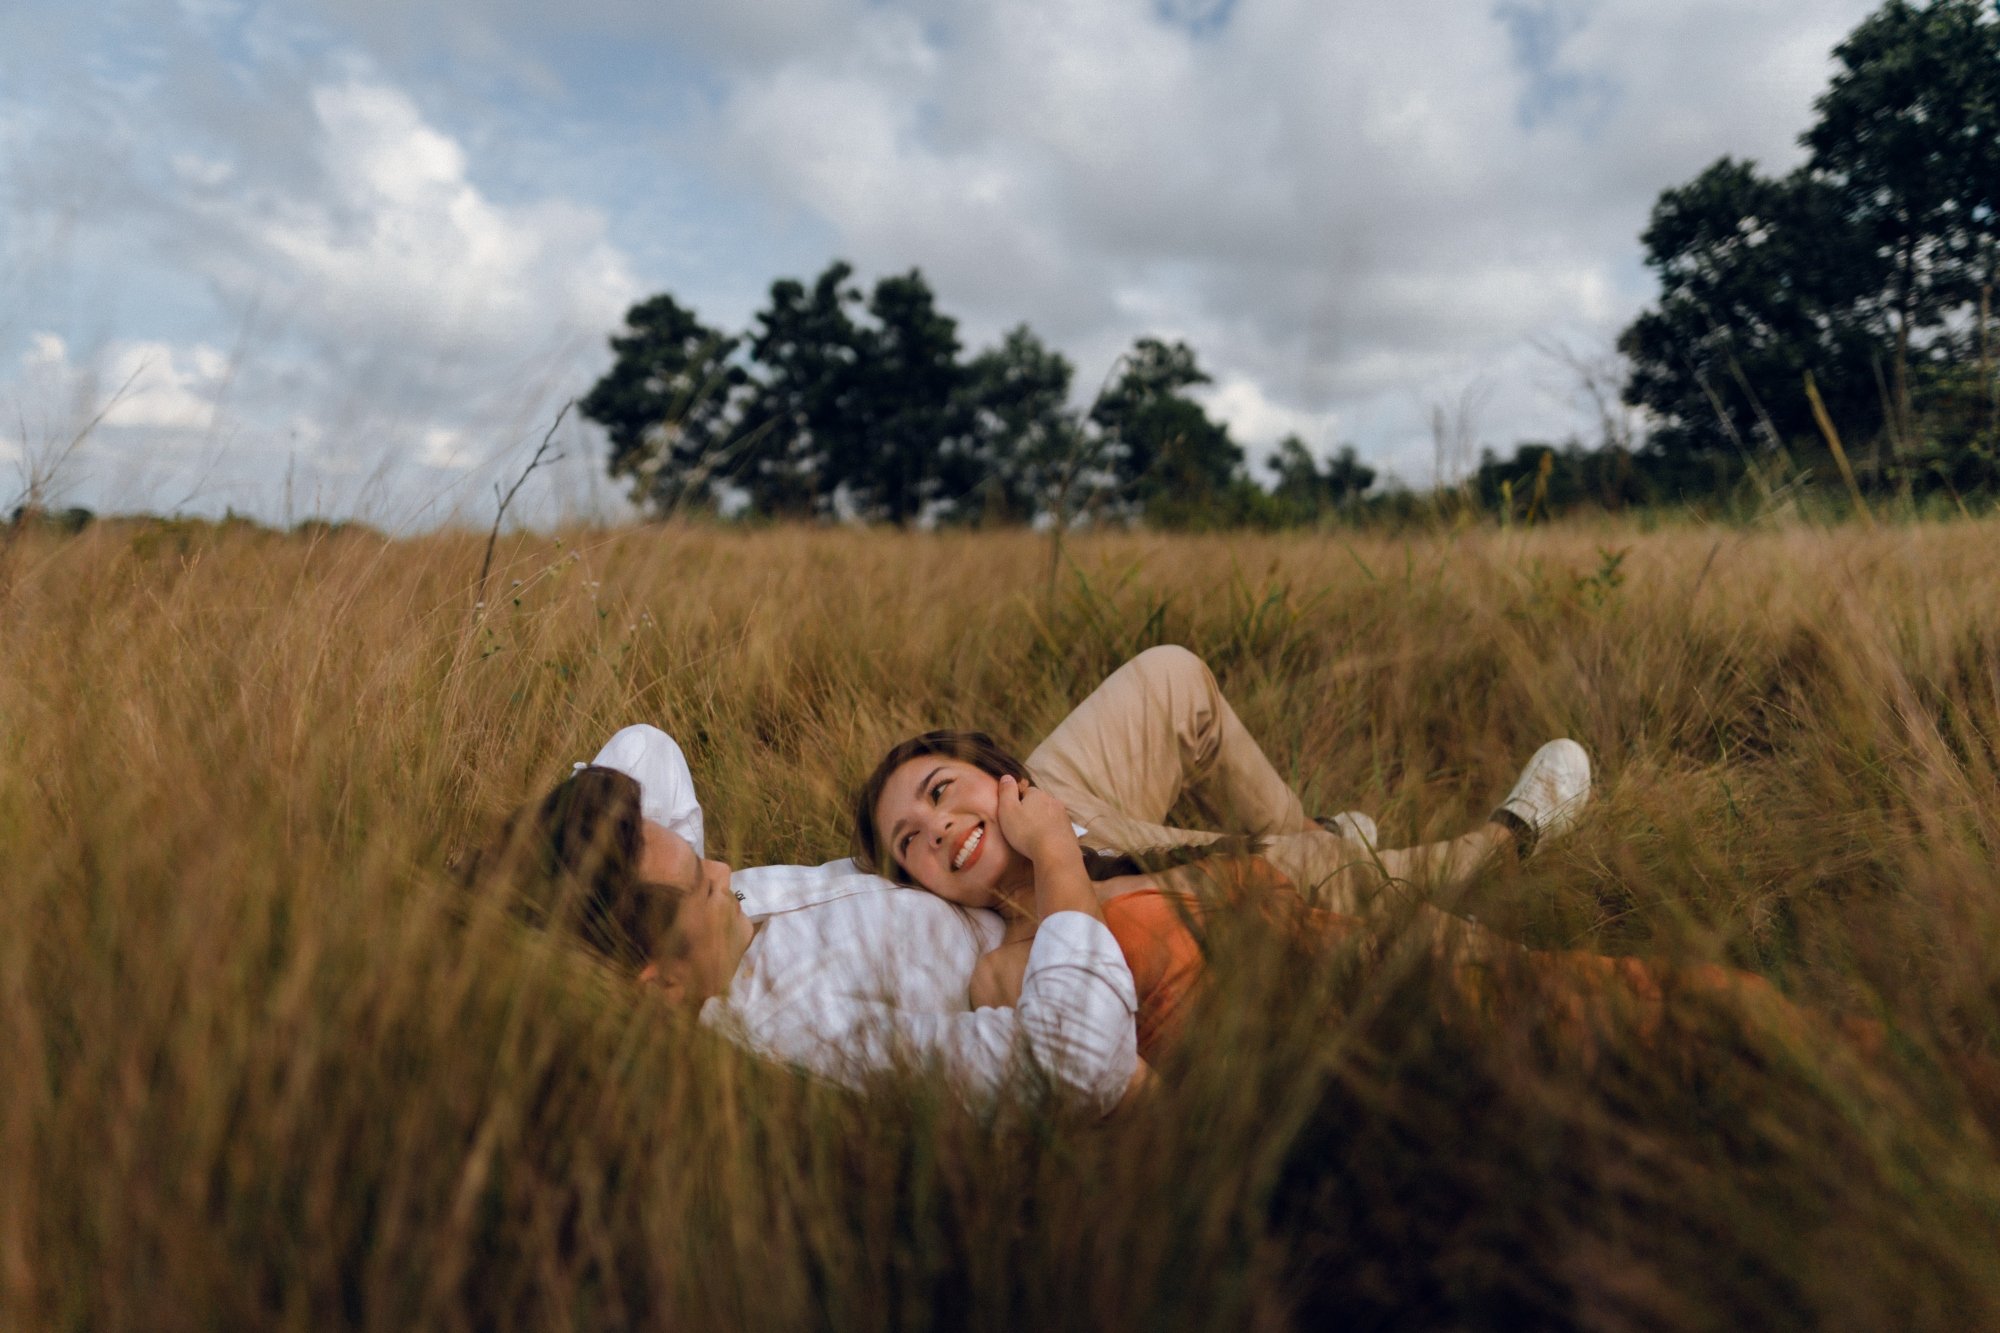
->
[[1025, 646, 1385, 911]]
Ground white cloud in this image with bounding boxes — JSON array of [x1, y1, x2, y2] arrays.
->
[[696, 0, 1880, 461], [194, 78, 638, 364], [24, 333, 67, 369], [97, 340, 228, 431], [1200, 375, 1343, 470], [418, 425, 478, 470], [1, 333, 228, 513], [170, 152, 233, 187], [6, 46, 647, 523], [6, 0, 1890, 521]]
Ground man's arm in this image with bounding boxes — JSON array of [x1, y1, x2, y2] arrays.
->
[[589, 725, 705, 856], [741, 912, 1140, 1113]]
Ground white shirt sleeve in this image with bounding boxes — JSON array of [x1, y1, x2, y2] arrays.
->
[[588, 725, 704, 857], [725, 910, 1139, 1113], [1001, 911, 1142, 1110]]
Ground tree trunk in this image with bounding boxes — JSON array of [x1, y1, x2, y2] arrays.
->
[[1982, 280, 1996, 439], [1893, 236, 1915, 452]]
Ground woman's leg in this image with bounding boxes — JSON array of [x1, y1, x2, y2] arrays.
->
[[1469, 951, 1887, 1062], [1026, 645, 1511, 911], [1265, 824, 1517, 911], [1025, 644, 1315, 835]]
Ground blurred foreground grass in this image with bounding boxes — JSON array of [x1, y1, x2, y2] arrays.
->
[[3, 515, 1999, 1331]]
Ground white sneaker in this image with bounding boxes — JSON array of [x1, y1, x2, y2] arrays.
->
[[1315, 810, 1379, 849], [1492, 739, 1591, 856]]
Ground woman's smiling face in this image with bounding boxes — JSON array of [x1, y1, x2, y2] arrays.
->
[[872, 756, 1021, 907]]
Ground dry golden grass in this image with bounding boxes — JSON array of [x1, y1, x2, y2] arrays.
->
[[4, 513, 1999, 1330]]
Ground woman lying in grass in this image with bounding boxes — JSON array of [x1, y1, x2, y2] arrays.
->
[[888, 646, 1566, 920], [862, 743, 1299, 1059], [854, 648, 1878, 1065], [480, 645, 1560, 1107], [854, 644, 1585, 1046], [855, 725, 1586, 1063]]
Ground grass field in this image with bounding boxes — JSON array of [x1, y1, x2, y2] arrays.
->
[[4, 514, 1999, 1331]]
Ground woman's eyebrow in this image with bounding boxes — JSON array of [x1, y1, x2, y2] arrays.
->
[[889, 765, 947, 848]]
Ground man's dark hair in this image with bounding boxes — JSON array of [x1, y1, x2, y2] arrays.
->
[[476, 765, 687, 966]]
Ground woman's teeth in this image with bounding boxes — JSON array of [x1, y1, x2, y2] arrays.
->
[[952, 825, 984, 870]]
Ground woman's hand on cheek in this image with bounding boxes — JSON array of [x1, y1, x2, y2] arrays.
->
[[994, 775, 1078, 866], [999, 775, 1101, 926]]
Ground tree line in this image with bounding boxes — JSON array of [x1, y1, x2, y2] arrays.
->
[[1610, 0, 2000, 506], [586, 0, 1999, 527], [580, 263, 1372, 528], [1452, 0, 1999, 521]]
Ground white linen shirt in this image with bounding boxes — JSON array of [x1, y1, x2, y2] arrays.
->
[[588, 725, 1140, 1110], [700, 895, 1138, 1111], [589, 725, 705, 856]]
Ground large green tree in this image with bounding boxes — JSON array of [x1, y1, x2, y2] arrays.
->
[[1621, 0, 2000, 487], [1807, 0, 2000, 440], [583, 271, 1290, 526], [1618, 159, 1883, 475], [1266, 436, 1376, 524], [840, 270, 974, 525], [958, 326, 1092, 525], [738, 263, 869, 517], [577, 294, 746, 512], [1090, 338, 1246, 522], [737, 264, 975, 525]]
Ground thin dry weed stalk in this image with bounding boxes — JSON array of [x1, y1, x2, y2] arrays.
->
[[475, 402, 571, 617], [3, 516, 1999, 1331]]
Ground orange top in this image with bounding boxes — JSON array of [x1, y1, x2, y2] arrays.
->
[[1100, 889, 1208, 1062], [1098, 856, 1367, 1061]]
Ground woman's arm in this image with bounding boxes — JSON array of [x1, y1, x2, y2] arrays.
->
[[968, 941, 1033, 1009], [994, 775, 1106, 926]]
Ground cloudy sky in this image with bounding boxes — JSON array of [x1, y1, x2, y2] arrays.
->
[[1, 0, 1879, 527]]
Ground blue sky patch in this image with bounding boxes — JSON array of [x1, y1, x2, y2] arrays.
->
[[1494, 0, 1620, 131], [1155, 0, 1239, 39]]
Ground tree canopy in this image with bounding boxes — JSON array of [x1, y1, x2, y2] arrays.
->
[[576, 294, 745, 513], [579, 263, 1362, 526], [578, 0, 2000, 528], [1620, 0, 2000, 495]]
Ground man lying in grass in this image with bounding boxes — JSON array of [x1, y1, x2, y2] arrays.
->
[[503, 749, 1146, 1111], [483, 647, 1566, 1110]]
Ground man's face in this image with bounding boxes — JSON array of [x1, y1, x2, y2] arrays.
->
[[637, 824, 752, 1003]]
